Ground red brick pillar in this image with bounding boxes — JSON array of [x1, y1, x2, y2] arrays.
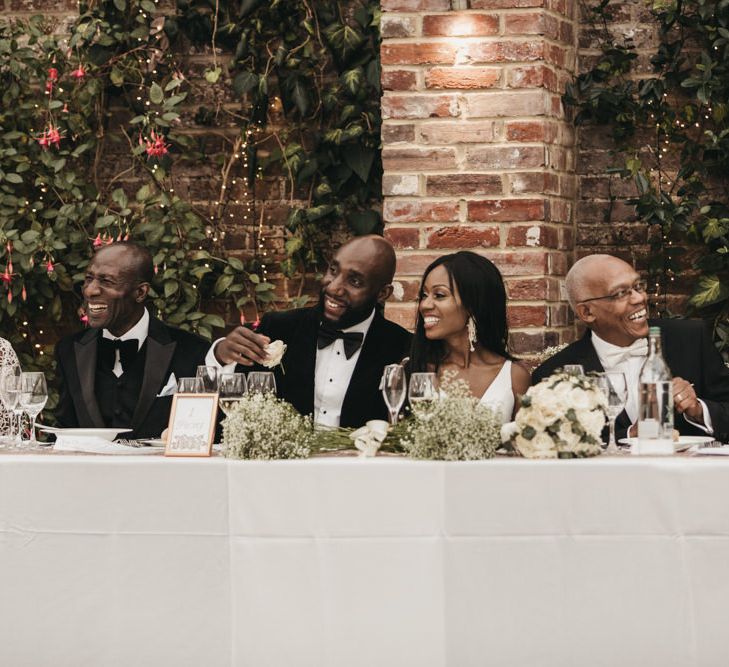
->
[[381, 0, 577, 356]]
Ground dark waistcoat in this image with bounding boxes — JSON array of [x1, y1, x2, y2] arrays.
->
[[96, 343, 148, 429]]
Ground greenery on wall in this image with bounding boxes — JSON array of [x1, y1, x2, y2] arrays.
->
[[564, 0, 729, 351], [0, 0, 382, 393]]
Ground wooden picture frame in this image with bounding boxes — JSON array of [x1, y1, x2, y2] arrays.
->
[[164, 393, 218, 457]]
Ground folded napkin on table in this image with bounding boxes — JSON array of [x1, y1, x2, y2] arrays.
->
[[53, 437, 161, 455]]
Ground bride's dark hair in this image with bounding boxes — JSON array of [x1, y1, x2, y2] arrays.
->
[[410, 251, 513, 372]]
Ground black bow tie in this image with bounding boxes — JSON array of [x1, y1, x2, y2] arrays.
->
[[98, 337, 139, 374], [317, 323, 364, 359]]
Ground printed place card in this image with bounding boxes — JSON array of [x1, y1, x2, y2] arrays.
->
[[164, 393, 218, 457]]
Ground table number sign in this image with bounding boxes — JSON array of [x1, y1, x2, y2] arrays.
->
[[165, 393, 218, 457]]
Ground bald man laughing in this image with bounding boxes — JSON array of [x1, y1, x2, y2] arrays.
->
[[533, 254, 729, 442]]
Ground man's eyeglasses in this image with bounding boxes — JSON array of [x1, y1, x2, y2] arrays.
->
[[578, 279, 648, 304]]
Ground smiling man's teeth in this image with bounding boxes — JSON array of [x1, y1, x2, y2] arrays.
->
[[88, 304, 107, 313], [423, 317, 439, 325], [325, 298, 344, 309], [628, 308, 646, 321]]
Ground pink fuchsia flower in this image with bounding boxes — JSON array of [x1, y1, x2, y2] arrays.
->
[[46, 259, 54, 273], [21, 285, 26, 302], [70, 65, 86, 79], [37, 125, 63, 150], [142, 130, 169, 159], [93, 233, 103, 248], [1, 270, 10, 285], [45, 67, 59, 93]]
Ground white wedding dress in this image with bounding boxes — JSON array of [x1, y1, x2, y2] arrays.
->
[[478, 360, 514, 424], [0, 338, 20, 436]]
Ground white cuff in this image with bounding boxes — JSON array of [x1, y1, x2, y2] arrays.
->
[[205, 338, 237, 374], [683, 399, 714, 435]]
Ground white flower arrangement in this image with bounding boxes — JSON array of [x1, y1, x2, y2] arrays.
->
[[223, 392, 314, 460], [400, 376, 501, 461], [511, 372, 607, 459], [261, 339, 287, 369]]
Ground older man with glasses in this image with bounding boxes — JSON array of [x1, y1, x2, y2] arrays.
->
[[533, 254, 729, 442]]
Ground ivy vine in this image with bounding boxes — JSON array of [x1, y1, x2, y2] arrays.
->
[[564, 0, 729, 351], [0, 0, 382, 407]]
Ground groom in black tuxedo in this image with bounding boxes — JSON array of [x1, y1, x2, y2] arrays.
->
[[214, 235, 411, 427], [55, 242, 210, 438], [533, 254, 729, 441]]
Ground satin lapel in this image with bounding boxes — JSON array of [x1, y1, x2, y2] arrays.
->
[[340, 314, 385, 424], [132, 318, 176, 430], [284, 309, 318, 414], [74, 329, 105, 428]]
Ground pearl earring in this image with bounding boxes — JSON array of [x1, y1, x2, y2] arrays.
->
[[467, 316, 477, 352]]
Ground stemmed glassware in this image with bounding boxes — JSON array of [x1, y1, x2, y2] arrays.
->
[[247, 371, 276, 395], [595, 371, 628, 455], [563, 364, 585, 376], [219, 373, 247, 415], [0, 366, 21, 448], [19, 372, 47, 448], [381, 364, 406, 426], [196, 365, 220, 393], [408, 372, 439, 411], [177, 377, 203, 393]]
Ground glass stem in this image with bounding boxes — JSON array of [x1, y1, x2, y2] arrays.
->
[[389, 409, 398, 426], [606, 417, 618, 453]]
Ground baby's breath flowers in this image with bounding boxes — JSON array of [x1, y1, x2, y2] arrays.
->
[[512, 371, 607, 459], [223, 392, 314, 460], [533, 343, 568, 365], [400, 375, 501, 461]]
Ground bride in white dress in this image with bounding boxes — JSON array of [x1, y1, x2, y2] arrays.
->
[[0, 338, 20, 436], [409, 252, 530, 422]]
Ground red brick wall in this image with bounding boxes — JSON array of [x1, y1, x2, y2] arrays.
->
[[381, 0, 578, 354]]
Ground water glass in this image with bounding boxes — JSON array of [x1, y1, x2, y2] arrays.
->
[[0, 366, 22, 447], [247, 371, 276, 395], [177, 377, 203, 393], [563, 364, 585, 376], [219, 373, 247, 416], [196, 365, 220, 393], [381, 364, 406, 425], [408, 372, 439, 411], [595, 371, 628, 455], [19, 372, 47, 448]]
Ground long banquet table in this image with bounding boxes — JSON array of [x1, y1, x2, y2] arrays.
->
[[2, 453, 729, 666]]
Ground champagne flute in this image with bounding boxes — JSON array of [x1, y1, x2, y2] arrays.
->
[[196, 365, 220, 393], [247, 371, 276, 395], [0, 366, 21, 448], [177, 377, 203, 393], [19, 372, 47, 448], [381, 364, 406, 426], [595, 371, 628, 455], [219, 373, 247, 415], [408, 372, 439, 412]]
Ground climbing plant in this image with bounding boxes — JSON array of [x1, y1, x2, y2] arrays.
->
[[0, 0, 382, 397], [564, 0, 729, 352]]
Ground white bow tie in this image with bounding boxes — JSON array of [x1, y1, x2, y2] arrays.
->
[[601, 338, 648, 368]]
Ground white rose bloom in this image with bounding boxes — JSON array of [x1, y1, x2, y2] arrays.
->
[[261, 340, 287, 368]]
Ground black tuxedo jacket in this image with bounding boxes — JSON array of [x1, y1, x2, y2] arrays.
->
[[243, 307, 412, 427], [532, 318, 729, 441], [55, 314, 210, 439]]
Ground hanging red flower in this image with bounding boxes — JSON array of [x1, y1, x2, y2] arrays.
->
[[240, 311, 246, 325], [1, 270, 10, 285], [45, 67, 59, 93], [93, 233, 103, 248], [142, 130, 169, 159], [7, 291, 11, 304], [21, 285, 26, 301], [46, 259, 54, 273], [70, 65, 86, 79], [37, 125, 63, 150]]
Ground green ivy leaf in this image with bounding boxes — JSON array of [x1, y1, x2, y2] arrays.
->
[[344, 145, 375, 183], [204, 67, 222, 84], [689, 275, 729, 308], [113, 0, 126, 10], [149, 83, 164, 105], [232, 71, 258, 96], [5, 173, 22, 183]]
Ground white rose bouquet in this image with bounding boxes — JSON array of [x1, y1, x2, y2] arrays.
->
[[512, 372, 607, 458], [261, 340, 287, 370], [223, 392, 314, 460]]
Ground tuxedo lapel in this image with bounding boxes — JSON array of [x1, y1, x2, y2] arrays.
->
[[283, 310, 318, 415], [131, 317, 176, 430], [74, 329, 105, 428]]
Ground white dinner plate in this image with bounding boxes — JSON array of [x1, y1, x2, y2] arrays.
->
[[38, 426, 132, 441], [618, 435, 714, 452]]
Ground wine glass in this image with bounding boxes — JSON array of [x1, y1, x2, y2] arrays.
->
[[247, 371, 276, 395], [177, 377, 203, 393], [196, 365, 220, 393], [19, 372, 47, 448], [408, 372, 439, 412], [563, 364, 585, 376], [595, 371, 628, 455], [0, 366, 21, 448], [381, 364, 406, 425], [219, 373, 247, 416]]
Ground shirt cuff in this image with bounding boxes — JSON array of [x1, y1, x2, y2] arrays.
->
[[683, 399, 714, 434], [205, 338, 237, 374]]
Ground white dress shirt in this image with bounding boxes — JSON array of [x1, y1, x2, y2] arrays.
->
[[592, 331, 712, 433], [314, 309, 375, 427], [102, 308, 149, 378]]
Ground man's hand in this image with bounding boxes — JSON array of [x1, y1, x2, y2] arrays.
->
[[214, 326, 271, 366], [673, 377, 703, 422]]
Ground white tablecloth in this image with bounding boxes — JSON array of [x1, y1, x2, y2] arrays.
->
[[1, 455, 729, 666]]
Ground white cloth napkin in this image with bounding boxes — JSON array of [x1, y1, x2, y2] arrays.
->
[[53, 437, 160, 455]]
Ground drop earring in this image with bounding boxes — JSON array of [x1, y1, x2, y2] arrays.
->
[[467, 316, 477, 352]]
